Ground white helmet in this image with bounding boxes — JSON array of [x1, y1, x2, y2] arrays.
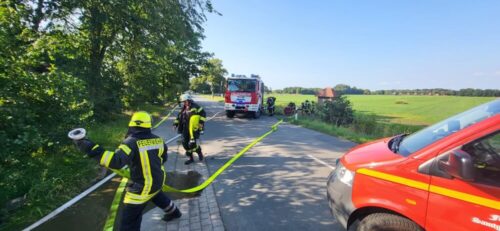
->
[[180, 93, 192, 102]]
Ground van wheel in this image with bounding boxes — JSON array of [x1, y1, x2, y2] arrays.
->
[[352, 213, 423, 231], [226, 111, 235, 118]]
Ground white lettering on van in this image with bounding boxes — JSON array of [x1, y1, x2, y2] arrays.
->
[[490, 215, 500, 222], [472, 217, 500, 231]]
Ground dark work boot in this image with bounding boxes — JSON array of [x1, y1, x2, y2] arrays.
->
[[184, 152, 194, 165], [197, 152, 204, 161], [196, 147, 204, 161], [162, 208, 182, 222]]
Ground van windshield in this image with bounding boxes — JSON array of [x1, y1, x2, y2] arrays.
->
[[397, 99, 500, 156], [227, 79, 256, 92]]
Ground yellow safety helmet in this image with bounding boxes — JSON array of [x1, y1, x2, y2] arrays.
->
[[128, 111, 152, 128]]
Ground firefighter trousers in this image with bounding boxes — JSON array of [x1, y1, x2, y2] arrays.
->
[[181, 132, 202, 161], [120, 192, 175, 231]]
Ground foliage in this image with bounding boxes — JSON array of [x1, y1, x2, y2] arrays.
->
[[275, 84, 499, 97], [273, 84, 367, 95], [263, 85, 272, 93], [190, 76, 211, 94], [333, 84, 366, 95], [190, 58, 227, 95], [0, 0, 215, 229], [371, 88, 500, 97], [317, 96, 354, 126], [273, 87, 321, 95]]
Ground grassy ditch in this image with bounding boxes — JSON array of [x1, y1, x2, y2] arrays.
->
[[0, 104, 171, 231], [288, 113, 424, 144]]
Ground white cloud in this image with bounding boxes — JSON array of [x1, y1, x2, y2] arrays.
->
[[473, 72, 486, 76]]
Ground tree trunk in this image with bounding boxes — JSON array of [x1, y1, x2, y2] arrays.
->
[[31, 0, 45, 32], [88, 6, 106, 119]]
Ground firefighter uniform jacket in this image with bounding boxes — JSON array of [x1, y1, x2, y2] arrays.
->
[[85, 128, 168, 204], [174, 102, 206, 139]]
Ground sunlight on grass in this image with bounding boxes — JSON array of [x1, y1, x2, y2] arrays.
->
[[271, 94, 494, 125]]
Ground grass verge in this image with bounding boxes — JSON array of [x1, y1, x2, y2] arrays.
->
[[288, 114, 424, 144], [289, 118, 375, 143]]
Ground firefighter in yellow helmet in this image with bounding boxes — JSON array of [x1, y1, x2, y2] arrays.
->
[[173, 93, 207, 165], [74, 111, 181, 230]]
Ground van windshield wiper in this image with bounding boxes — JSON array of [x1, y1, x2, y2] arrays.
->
[[391, 134, 408, 153]]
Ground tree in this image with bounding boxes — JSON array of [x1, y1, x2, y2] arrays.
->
[[333, 84, 365, 95], [0, 0, 217, 226], [320, 96, 354, 126], [264, 85, 272, 94], [192, 58, 227, 95], [190, 76, 211, 93]]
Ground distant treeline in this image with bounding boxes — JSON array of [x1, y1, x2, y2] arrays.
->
[[274, 84, 500, 97], [274, 87, 323, 95], [371, 88, 500, 97], [274, 84, 375, 95]]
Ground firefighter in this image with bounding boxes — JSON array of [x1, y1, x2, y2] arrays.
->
[[74, 111, 181, 231], [266, 96, 276, 116], [173, 93, 206, 165], [304, 100, 311, 115]]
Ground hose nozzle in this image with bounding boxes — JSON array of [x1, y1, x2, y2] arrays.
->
[[68, 128, 86, 140]]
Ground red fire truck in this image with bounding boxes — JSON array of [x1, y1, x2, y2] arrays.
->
[[327, 99, 500, 231], [224, 74, 264, 118]]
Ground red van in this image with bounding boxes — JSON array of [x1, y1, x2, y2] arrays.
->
[[327, 99, 500, 231]]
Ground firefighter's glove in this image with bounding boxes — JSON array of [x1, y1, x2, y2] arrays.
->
[[188, 139, 196, 149], [74, 139, 103, 157], [74, 139, 94, 153]]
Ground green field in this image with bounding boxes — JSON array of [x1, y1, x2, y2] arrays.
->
[[267, 94, 495, 125]]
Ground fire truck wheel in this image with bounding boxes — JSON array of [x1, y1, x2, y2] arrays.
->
[[352, 213, 422, 231], [226, 111, 235, 118], [252, 110, 261, 119]]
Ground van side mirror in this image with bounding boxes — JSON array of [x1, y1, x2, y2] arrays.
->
[[438, 150, 475, 181]]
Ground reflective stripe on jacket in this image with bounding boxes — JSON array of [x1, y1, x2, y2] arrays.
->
[[89, 129, 167, 204]]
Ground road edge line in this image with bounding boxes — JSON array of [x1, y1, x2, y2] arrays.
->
[[306, 154, 335, 170]]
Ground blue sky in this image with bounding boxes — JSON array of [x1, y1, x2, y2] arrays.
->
[[201, 1, 500, 90]]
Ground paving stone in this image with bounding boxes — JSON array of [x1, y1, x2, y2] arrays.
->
[[141, 125, 224, 231], [167, 224, 179, 230], [190, 223, 202, 230], [202, 225, 213, 231], [213, 225, 224, 231]]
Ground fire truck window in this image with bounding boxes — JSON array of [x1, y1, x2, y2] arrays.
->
[[228, 79, 256, 92], [462, 131, 500, 187]]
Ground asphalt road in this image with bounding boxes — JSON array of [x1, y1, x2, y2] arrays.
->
[[196, 97, 356, 231]]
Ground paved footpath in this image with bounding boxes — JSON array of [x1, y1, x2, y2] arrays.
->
[[142, 106, 225, 231]]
